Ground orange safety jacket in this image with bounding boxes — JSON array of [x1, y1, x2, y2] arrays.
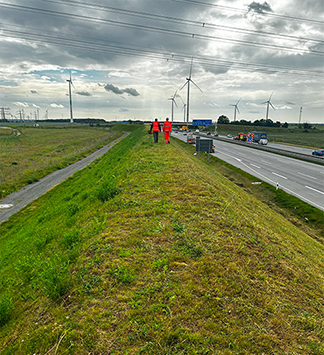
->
[[163, 121, 172, 132], [152, 121, 160, 131]]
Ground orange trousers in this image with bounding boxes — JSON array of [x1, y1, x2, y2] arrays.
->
[[164, 131, 170, 143]]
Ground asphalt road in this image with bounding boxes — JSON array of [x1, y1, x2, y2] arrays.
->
[[0, 133, 128, 224], [173, 132, 324, 211]]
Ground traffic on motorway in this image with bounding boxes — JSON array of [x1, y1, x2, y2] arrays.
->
[[172, 130, 324, 211]]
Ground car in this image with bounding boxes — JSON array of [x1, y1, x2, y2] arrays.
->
[[187, 134, 196, 144], [312, 149, 324, 156], [227, 134, 232, 138], [206, 132, 211, 135], [195, 129, 199, 132], [258, 139, 268, 145]]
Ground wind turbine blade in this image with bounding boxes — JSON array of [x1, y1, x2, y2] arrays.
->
[[174, 100, 178, 108], [237, 106, 240, 114], [178, 94, 185, 105], [180, 81, 188, 91], [190, 79, 203, 93], [260, 101, 267, 104], [236, 98, 242, 105], [269, 91, 274, 100], [270, 102, 275, 110]]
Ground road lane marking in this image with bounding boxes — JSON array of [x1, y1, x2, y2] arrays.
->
[[261, 160, 271, 164], [250, 163, 261, 169], [297, 172, 317, 180], [305, 186, 324, 195], [272, 172, 288, 179]]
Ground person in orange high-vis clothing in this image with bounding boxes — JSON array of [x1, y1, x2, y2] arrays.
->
[[150, 118, 161, 143], [162, 117, 172, 144]]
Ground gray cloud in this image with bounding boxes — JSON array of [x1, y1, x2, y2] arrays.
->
[[30, 90, 38, 94], [247, 2, 273, 14], [104, 84, 140, 97], [76, 91, 91, 96]]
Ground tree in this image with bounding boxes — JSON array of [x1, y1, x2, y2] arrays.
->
[[217, 115, 230, 124], [303, 122, 312, 129], [282, 122, 288, 128]]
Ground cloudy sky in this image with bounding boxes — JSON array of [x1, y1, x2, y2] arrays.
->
[[0, 0, 323, 123]]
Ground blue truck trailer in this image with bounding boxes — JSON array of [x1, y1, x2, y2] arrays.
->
[[252, 132, 267, 142]]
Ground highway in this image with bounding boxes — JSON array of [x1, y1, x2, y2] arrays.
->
[[172, 132, 324, 211]]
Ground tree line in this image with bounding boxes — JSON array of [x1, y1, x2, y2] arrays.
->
[[217, 115, 314, 129]]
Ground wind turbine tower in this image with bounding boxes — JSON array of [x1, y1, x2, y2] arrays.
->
[[168, 90, 178, 122], [67, 72, 74, 124], [230, 98, 241, 122], [180, 58, 202, 123], [261, 92, 275, 120], [299, 107, 303, 125]]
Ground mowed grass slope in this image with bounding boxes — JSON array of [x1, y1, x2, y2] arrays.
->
[[0, 126, 323, 354], [0, 126, 123, 198]]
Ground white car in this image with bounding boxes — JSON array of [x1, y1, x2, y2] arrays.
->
[[259, 139, 268, 145]]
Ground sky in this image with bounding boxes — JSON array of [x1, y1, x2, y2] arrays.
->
[[0, 0, 323, 124]]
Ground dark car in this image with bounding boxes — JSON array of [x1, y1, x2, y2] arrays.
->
[[312, 149, 324, 156]]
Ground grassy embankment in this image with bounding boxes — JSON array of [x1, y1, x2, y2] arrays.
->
[[0, 126, 123, 198], [0, 125, 323, 354], [209, 124, 324, 149]]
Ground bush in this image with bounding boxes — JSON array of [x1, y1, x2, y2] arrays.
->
[[0, 295, 13, 327]]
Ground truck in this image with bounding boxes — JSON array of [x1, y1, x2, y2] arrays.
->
[[252, 132, 267, 143]]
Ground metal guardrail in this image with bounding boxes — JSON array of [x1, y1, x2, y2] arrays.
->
[[194, 133, 324, 165]]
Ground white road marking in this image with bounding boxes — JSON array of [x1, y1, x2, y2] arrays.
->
[[261, 160, 271, 164], [305, 186, 324, 195], [297, 172, 317, 180], [0, 204, 13, 209], [250, 163, 261, 169], [272, 172, 288, 180]]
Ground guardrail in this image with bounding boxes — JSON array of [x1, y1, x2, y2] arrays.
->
[[194, 133, 324, 165]]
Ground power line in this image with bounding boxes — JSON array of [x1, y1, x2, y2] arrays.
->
[[0, 2, 323, 56], [1, 26, 323, 78], [37, 0, 323, 44], [170, 0, 324, 25]]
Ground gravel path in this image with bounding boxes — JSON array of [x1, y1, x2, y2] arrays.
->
[[0, 132, 128, 224]]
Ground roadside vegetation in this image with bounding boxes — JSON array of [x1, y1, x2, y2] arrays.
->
[[0, 125, 323, 354], [0, 125, 123, 198]]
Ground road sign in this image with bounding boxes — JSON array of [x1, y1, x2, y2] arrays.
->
[[192, 119, 212, 126]]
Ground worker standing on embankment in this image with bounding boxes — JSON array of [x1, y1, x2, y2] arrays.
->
[[162, 117, 172, 144]]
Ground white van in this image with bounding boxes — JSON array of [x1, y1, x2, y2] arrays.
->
[[259, 139, 268, 145]]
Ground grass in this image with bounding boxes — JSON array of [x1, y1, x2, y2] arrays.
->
[[0, 125, 323, 354], [0, 125, 123, 198]]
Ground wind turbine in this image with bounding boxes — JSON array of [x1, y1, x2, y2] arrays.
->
[[261, 92, 275, 120], [180, 58, 202, 123], [230, 98, 241, 122], [67, 71, 75, 124], [179, 95, 187, 122], [168, 90, 178, 122]]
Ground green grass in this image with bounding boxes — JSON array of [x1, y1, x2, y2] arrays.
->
[[0, 125, 123, 198], [0, 125, 323, 354]]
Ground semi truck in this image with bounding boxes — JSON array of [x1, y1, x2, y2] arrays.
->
[[252, 132, 267, 143]]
